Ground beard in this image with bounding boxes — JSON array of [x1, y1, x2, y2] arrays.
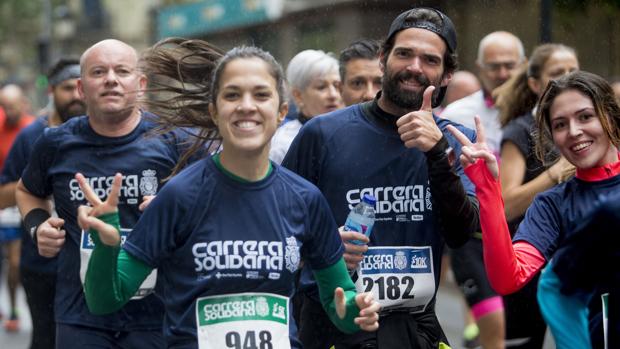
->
[[56, 99, 86, 122], [382, 66, 442, 110]]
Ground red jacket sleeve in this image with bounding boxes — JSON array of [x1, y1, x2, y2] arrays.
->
[[464, 160, 546, 294]]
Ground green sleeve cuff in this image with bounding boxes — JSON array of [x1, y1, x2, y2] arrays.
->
[[84, 212, 153, 315], [313, 258, 361, 334]]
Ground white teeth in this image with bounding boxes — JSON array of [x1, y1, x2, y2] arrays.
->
[[236, 121, 258, 129], [572, 142, 591, 151]]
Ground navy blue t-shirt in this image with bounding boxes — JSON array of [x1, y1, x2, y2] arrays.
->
[[123, 157, 344, 348], [0, 117, 55, 273], [21, 114, 184, 331], [514, 174, 620, 260], [282, 103, 476, 311]]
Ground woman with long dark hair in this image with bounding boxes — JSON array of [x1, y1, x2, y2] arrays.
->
[[76, 40, 379, 348], [449, 71, 620, 348]]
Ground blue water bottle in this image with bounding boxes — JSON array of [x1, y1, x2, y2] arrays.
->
[[344, 194, 376, 245]]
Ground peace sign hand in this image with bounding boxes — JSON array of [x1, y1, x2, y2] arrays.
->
[[396, 86, 443, 152], [75, 172, 122, 246], [446, 115, 499, 179]]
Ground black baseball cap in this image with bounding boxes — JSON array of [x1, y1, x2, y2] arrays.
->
[[386, 7, 457, 54]]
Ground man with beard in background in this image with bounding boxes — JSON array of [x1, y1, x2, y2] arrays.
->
[[283, 7, 479, 348], [0, 57, 85, 347]]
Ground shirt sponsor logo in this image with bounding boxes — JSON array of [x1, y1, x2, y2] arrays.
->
[[360, 247, 431, 274], [68, 170, 158, 202], [192, 238, 300, 275], [198, 294, 288, 325], [346, 185, 432, 216]]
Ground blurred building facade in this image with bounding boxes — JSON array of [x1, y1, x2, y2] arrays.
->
[[61, 0, 620, 79], [1, 0, 619, 110]]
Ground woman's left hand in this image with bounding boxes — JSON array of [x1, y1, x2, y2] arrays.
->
[[75, 172, 122, 246], [447, 115, 499, 179], [334, 288, 380, 331]]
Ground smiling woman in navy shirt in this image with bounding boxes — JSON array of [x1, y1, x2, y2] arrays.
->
[[448, 71, 620, 349], [77, 42, 380, 349]]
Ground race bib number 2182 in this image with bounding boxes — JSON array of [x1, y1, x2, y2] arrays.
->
[[355, 246, 435, 313]]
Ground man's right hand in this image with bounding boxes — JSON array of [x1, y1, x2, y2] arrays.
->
[[339, 226, 369, 270], [37, 217, 66, 258]]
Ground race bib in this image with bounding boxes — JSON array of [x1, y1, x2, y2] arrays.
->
[[196, 293, 290, 349], [80, 228, 157, 299], [0, 206, 21, 228], [355, 246, 435, 312]]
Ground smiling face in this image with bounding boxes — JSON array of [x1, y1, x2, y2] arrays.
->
[[550, 89, 618, 169], [78, 40, 146, 121], [209, 57, 288, 157], [380, 28, 450, 112]]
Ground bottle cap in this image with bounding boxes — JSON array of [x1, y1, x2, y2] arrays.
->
[[362, 194, 377, 206]]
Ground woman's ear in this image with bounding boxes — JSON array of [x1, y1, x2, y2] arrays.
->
[[291, 88, 304, 111], [278, 102, 289, 126]]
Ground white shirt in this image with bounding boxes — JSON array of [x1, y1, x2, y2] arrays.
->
[[269, 119, 303, 165], [441, 90, 502, 157]]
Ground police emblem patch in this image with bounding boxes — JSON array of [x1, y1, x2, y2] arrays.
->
[[139, 169, 158, 196], [284, 236, 300, 273], [394, 251, 407, 270], [256, 297, 269, 317]]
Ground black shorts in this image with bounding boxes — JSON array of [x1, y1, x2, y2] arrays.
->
[[449, 237, 498, 306], [298, 294, 448, 349], [21, 267, 56, 349], [503, 276, 547, 348], [56, 323, 165, 349]]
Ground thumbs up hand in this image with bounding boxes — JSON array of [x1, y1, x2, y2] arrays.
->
[[396, 86, 443, 151]]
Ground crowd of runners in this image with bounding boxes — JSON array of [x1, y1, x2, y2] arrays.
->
[[0, 6, 618, 349]]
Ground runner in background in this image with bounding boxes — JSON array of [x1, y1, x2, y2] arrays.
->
[[437, 69, 482, 348], [0, 57, 85, 347], [269, 49, 344, 164], [0, 84, 35, 332], [338, 39, 382, 106], [442, 31, 526, 349]]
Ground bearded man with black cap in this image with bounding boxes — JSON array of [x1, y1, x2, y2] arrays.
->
[[283, 7, 479, 349]]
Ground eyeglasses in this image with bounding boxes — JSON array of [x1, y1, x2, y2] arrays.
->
[[482, 61, 520, 72]]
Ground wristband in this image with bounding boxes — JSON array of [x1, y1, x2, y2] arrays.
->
[[23, 208, 51, 241]]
